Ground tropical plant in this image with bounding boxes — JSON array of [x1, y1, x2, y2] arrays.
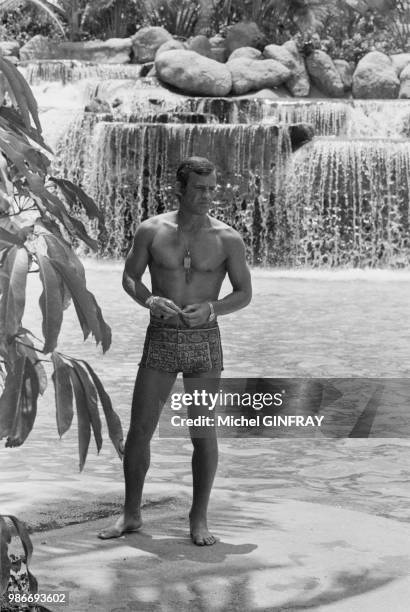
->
[[204, 0, 340, 40], [0, 56, 123, 466], [0, 0, 67, 36], [138, 0, 201, 38]]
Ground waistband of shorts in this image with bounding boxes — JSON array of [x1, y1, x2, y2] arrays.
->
[[149, 315, 219, 330]]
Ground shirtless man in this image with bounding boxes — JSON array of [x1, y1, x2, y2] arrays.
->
[[98, 156, 252, 545]]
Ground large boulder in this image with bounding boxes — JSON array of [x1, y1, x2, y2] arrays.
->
[[305, 50, 344, 97], [59, 38, 132, 63], [352, 51, 399, 98], [20, 35, 52, 60], [0, 41, 20, 58], [399, 64, 410, 98], [132, 26, 172, 63], [333, 59, 353, 92], [390, 53, 410, 76], [226, 22, 265, 55], [209, 34, 228, 63], [228, 47, 262, 61], [264, 41, 310, 97], [20, 35, 132, 63], [228, 58, 291, 95], [186, 35, 212, 58], [155, 39, 186, 59], [155, 50, 232, 96]]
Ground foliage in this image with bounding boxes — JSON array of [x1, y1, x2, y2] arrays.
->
[[137, 0, 201, 38], [0, 3, 63, 44], [82, 0, 140, 39], [312, 0, 408, 61], [204, 0, 339, 40], [0, 57, 123, 467]]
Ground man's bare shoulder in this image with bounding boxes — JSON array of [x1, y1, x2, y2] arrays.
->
[[209, 217, 245, 246], [135, 212, 177, 235]]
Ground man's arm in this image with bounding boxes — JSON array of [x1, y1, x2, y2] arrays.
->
[[123, 221, 181, 318], [213, 229, 252, 316], [122, 222, 153, 307], [182, 230, 252, 326]]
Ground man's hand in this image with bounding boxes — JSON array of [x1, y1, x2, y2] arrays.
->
[[150, 297, 182, 319], [182, 303, 211, 327]]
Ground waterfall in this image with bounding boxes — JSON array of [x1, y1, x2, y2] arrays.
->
[[30, 56, 410, 268], [283, 137, 410, 267], [19, 60, 142, 85], [79, 122, 292, 260]]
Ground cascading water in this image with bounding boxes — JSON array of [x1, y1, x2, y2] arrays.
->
[[283, 138, 410, 267], [19, 59, 143, 85], [27, 58, 410, 267], [83, 122, 291, 260]]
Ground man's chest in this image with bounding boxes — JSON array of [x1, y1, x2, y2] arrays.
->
[[150, 230, 225, 272]]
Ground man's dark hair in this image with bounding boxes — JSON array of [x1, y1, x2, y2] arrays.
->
[[176, 157, 215, 189]]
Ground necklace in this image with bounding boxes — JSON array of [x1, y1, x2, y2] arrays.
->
[[177, 212, 209, 284], [177, 215, 192, 284]]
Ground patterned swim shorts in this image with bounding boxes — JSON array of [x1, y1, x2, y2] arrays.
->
[[139, 319, 223, 374]]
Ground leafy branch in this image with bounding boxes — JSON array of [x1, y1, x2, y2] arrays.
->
[[0, 56, 123, 464]]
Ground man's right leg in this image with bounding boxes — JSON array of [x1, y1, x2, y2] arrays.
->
[[98, 366, 176, 539]]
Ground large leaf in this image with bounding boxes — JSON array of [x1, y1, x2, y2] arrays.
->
[[0, 516, 11, 596], [0, 106, 51, 152], [16, 332, 47, 395], [36, 251, 63, 354], [82, 360, 124, 459], [50, 258, 112, 352], [0, 227, 25, 247], [49, 177, 104, 226], [71, 360, 102, 453], [51, 352, 73, 437], [67, 366, 91, 471], [0, 246, 29, 345], [5, 357, 39, 447], [0, 356, 25, 440]]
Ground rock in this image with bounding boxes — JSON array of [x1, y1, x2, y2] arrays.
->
[[228, 47, 262, 61], [228, 58, 291, 95], [20, 35, 52, 61], [20, 35, 132, 63], [390, 53, 410, 76], [399, 63, 410, 98], [334, 59, 353, 92], [264, 41, 310, 97], [234, 86, 292, 100], [226, 22, 265, 55], [84, 98, 111, 113], [306, 50, 344, 97], [131, 26, 172, 63], [140, 62, 154, 77], [155, 39, 186, 59], [288, 123, 315, 151], [352, 51, 399, 98], [60, 38, 132, 63], [186, 35, 212, 58], [209, 34, 228, 63], [155, 49, 232, 96], [0, 41, 20, 58]]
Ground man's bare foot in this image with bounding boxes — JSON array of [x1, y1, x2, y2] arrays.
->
[[189, 516, 217, 546], [98, 514, 142, 540]]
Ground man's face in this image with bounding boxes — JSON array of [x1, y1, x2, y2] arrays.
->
[[177, 171, 217, 215]]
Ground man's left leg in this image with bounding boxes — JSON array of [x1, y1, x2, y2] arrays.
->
[[183, 368, 221, 546]]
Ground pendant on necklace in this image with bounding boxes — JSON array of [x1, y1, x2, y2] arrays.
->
[[183, 248, 192, 283]]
